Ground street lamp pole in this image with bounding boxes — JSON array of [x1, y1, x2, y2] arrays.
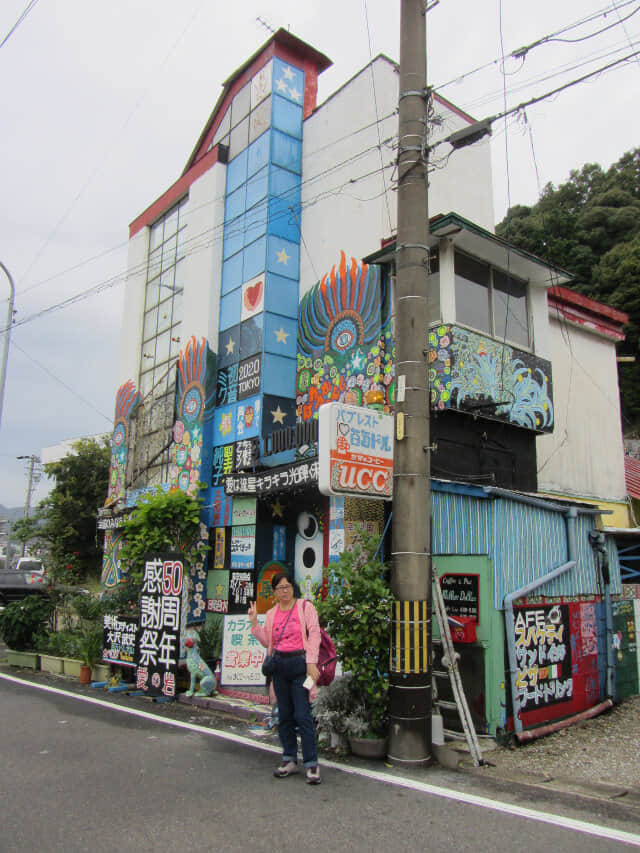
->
[[0, 261, 16, 432]]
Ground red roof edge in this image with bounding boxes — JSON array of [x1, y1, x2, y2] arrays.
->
[[129, 145, 224, 238], [625, 455, 640, 500], [183, 29, 332, 176], [548, 285, 628, 341]]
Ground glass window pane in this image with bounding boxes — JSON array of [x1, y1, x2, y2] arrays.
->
[[173, 289, 183, 324], [170, 332, 182, 361], [145, 276, 161, 310], [493, 270, 530, 348], [155, 328, 171, 365], [140, 369, 154, 397], [162, 234, 177, 269], [176, 224, 188, 260], [148, 247, 161, 280], [141, 339, 156, 364], [164, 207, 179, 239], [157, 297, 173, 335], [143, 306, 158, 341], [173, 258, 185, 292], [149, 222, 163, 252], [454, 252, 490, 334]]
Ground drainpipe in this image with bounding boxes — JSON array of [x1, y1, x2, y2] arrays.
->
[[589, 530, 615, 699], [503, 506, 578, 735]]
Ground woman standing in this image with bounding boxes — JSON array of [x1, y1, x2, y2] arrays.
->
[[248, 571, 322, 784]]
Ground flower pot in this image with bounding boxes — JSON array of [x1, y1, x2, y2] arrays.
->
[[348, 735, 388, 759], [80, 664, 92, 684], [6, 650, 39, 670], [40, 654, 64, 675]]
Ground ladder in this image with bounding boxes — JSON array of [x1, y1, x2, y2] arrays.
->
[[432, 577, 484, 767]]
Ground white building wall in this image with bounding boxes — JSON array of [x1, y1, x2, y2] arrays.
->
[[180, 163, 226, 346], [117, 228, 148, 386], [300, 57, 495, 295], [537, 318, 627, 501]]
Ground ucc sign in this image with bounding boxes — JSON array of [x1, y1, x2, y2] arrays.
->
[[318, 402, 393, 500]]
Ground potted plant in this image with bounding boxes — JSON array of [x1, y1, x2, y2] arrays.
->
[[78, 624, 103, 684], [315, 535, 392, 757], [0, 595, 53, 669]]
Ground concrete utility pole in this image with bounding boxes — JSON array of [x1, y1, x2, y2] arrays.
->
[[0, 261, 16, 433], [17, 454, 41, 556], [388, 0, 432, 766]]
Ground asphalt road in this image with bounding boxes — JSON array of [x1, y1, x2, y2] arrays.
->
[[1, 676, 639, 852]]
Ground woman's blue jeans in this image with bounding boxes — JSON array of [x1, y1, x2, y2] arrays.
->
[[272, 653, 318, 768]]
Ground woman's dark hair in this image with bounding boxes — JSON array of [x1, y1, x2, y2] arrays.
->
[[271, 571, 293, 591]]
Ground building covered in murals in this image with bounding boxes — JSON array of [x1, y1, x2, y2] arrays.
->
[[100, 29, 640, 737]]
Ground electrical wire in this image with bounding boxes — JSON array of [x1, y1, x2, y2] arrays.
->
[[10, 339, 113, 424], [0, 0, 40, 50], [363, 0, 394, 234]]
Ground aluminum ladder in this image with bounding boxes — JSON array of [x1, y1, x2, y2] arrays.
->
[[432, 577, 484, 767]]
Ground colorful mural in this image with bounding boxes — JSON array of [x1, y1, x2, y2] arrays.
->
[[429, 324, 554, 432], [106, 380, 141, 504], [296, 253, 394, 422], [169, 336, 216, 495], [100, 529, 126, 590]]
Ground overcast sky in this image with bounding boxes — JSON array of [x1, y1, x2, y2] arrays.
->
[[1, 0, 638, 509]]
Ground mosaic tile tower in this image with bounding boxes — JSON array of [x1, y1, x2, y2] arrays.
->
[[211, 53, 316, 524]]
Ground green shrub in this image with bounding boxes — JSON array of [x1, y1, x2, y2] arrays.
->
[[0, 596, 54, 651]]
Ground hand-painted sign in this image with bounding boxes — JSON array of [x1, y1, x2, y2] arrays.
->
[[220, 614, 267, 685], [440, 574, 479, 622], [103, 614, 138, 668], [513, 604, 572, 712], [136, 552, 184, 699], [319, 402, 393, 499]]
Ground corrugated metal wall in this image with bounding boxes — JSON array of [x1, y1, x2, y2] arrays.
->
[[431, 486, 622, 608], [432, 489, 490, 555]]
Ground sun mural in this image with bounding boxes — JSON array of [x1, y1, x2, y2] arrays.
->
[[296, 252, 394, 422]]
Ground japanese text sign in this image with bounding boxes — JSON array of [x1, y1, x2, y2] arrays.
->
[[136, 552, 184, 699], [319, 402, 393, 499]]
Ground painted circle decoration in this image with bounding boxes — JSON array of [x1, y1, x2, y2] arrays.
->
[[325, 311, 364, 354], [112, 422, 126, 449], [181, 383, 204, 422]]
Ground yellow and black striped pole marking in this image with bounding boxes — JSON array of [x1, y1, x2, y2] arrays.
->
[[391, 600, 429, 675]]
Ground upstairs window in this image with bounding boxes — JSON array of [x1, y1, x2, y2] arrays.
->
[[454, 251, 530, 349]]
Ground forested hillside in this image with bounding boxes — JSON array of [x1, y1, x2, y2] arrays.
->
[[496, 148, 640, 433]]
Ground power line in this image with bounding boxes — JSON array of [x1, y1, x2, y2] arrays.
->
[[11, 339, 113, 424], [0, 0, 40, 50]]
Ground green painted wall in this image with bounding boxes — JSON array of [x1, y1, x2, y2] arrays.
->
[[433, 555, 507, 736], [613, 597, 639, 700]]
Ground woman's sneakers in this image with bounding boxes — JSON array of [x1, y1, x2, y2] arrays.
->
[[305, 765, 321, 785], [273, 760, 298, 778]]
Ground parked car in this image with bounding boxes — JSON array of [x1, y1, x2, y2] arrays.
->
[[0, 557, 49, 604]]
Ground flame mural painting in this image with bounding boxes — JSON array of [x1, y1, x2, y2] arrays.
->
[[296, 252, 394, 422], [169, 335, 216, 495], [106, 380, 142, 503]]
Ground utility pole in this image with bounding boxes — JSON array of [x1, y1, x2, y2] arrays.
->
[[0, 261, 16, 433], [17, 454, 41, 556], [388, 0, 432, 766]]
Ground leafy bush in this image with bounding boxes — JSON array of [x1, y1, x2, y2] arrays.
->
[[0, 596, 54, 651], [315, 535, 392, 736], [198, 617, 223, 661]]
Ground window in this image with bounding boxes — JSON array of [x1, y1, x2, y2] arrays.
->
[[454, 251, 530, 348], [134, 198, 187, 487]]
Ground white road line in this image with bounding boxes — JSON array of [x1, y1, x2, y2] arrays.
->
[[2, 671, 639, 848]]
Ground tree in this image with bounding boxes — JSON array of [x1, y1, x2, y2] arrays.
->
[[496, 147, 640, 432], [38, 437, 110, 584], [108, 486, 208, 617]]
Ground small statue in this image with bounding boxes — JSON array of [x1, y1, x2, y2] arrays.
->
[[184, 627, 217, 697]]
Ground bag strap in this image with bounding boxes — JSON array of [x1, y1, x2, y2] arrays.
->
[[273, 603, 296, 652]]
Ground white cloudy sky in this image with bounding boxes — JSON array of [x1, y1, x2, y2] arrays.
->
[[1, 0, 638, 508]]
